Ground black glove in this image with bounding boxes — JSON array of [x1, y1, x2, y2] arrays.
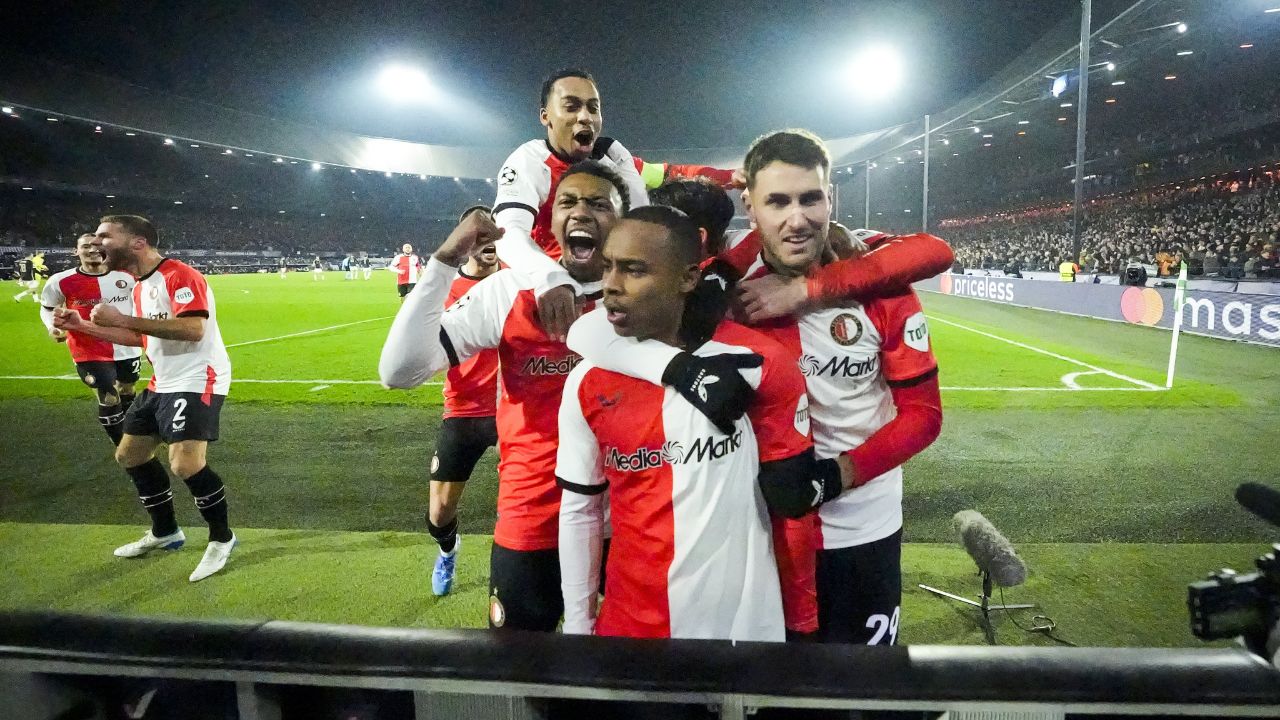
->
[[662, 351, 763, 435], [678, 258, 741, 347]]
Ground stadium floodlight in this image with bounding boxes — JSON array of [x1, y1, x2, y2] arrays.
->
[[164, 138, 174, 145], [274, 157, 284, 163], [230, 206, 238, 210], [1177, 50, 1194, 56], [1051, 75, 1068, 97], [419, 174, 427, 180], [1017, 120, 1030, 125], [311, 162, 322, 171], [125, 132, 137, 136], [1105, 62, 1116, 71], [1, 106, 11, 114], [453, 176, 460, 181], [844, 43, 904, 100], [173, 201, 183, 205], [1112, 80, 1126, 85], [1241, 44, 1254, 49], [972, 126, 981, 133], [190, 143, 200, 148], [384, 171, 392, 178], [377, 64, 437, 104], [1176, 22, 1187, 33]]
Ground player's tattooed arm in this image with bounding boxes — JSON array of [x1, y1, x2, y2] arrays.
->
[[54, 307, 143, 346], [91, 303, 204, 342]]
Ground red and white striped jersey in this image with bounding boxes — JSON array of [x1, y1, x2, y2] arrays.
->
[[436, 263, 600, 551], [389, 253, 422, 285], [492, 138, 647, 295], [737, 254, 937, 549], [441, 270, 499, 419], [41, 268, 141, 363], [557, 321, 812, 641], [133, 259, 231, 398]]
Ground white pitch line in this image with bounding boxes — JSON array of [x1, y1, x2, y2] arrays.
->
[[939, 385, 1161, 392], [225, 316, 394, 348], [929, 315, 1164, 390], [1060, 370, 1102, 390]]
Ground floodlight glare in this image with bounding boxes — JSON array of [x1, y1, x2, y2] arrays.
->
[[1, 107, 12, 114], [1175, 22, 1187, 33], [377, 64, 436, 103], [845, 44, 903, 100], [311, 162, 322, 171], [1106, 62, 1116, 71]]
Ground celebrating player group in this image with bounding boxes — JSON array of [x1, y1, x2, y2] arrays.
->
[[37, 66, 953, 641], [380, 67, 954, 644]]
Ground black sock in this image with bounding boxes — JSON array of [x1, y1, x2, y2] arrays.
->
[[183, 465, 232, 543], [427, 515, 459, 554], [120, 391, 136, 413], [125, 459, 178, 536], [98, 401, 125, 445]]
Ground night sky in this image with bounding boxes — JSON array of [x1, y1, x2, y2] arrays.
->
[[1, 0, 1135, 150]]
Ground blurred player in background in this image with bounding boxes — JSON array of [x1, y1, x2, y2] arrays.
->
[[358, 253, 373, 280], [13, 252, 48, 302], [426, 206, 502, 596], [39, 233, 142, 445], [311, 255, 324, 280], [342, 254, 354, 280], [388, 243, 422, 301], [278, 256, 288, 279], [55, 215, 237, 583], [382, 162, 640, 631]]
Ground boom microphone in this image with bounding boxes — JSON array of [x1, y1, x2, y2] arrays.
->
[[953, 510, 1027, 588], [1236, 483, 1280, 528]]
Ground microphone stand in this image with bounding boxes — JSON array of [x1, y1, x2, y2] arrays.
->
[[919, 570, 1035, 645]]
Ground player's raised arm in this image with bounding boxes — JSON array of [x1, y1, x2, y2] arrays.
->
[[555, 365, 607, 635], [492, 145, 572, 297], [379, 211, 509, 389]]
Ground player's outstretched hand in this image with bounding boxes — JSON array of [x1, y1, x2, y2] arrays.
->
[[736, 273, 810, 323], [90, 302, 125, 328], [434, 209, 504, 267], [662, 352, 763, 435], [537, 285, 579, 343]]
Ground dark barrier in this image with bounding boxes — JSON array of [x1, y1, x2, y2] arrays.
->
[[2, 610, 1280, 718], [916, 273, 1280, 347]]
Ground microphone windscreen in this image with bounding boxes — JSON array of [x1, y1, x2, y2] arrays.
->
[[953, 510, 1027, 587], [1236, 483, 1280, 528]]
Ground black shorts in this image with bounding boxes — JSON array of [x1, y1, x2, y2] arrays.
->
[[123, 390, 225, 443], [76, 358, 141, 391], [816, 528, 903, 645], [430, 416, 497, 482], [489, 543, 562, 632], [397, 283, 415, 297]]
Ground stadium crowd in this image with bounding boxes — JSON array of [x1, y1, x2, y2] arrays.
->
[[942, 170, 1280, 276]]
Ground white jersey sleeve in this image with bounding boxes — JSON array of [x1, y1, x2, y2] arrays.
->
[[598, 138, 649, 211], [556, 363, 607, 635], [493, 141, 570, 297], [39, 272, 66, 309], [565, 307, 680, 386]]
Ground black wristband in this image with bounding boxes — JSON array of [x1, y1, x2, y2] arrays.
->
[[817, 457, 843, 505]]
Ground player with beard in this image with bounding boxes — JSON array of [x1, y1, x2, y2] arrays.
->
[[381, 162, 636, 631], [54, 215, 236, 583], [40, 233, 142, 446], [491, 69, 650, 345], [389, 244, 422, 301], [426, 206, 503, 596], [567, 131, 945, 644], [557, 206, 851, 642]]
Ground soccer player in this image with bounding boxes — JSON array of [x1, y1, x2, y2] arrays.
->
[[12, 253, 40, 302], [388, 243, 422, 301], [359, 253, 373, 280], [427, 206, 502, 596], [54, 215, 237, 583], [278, 256, 288, 279], [557, 206, 849, 641], [40, 233, 142, 445], [491, 68, 649, 343], [311, 256, 325, 280], [342, 254, 354, 280], [567, 131, 945, 644], [381, 162, 624, 631]]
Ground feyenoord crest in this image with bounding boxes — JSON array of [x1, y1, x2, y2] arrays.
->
[[148, 286, 159, 300], [489, 590, 506, 627], [498, 166, 518, 185], [115, 279, 128, 289], [430, 455, 440, 475], [830, 313, 864, 346]]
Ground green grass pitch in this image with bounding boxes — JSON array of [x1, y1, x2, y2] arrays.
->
[[1, 269, 1277, 647]]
